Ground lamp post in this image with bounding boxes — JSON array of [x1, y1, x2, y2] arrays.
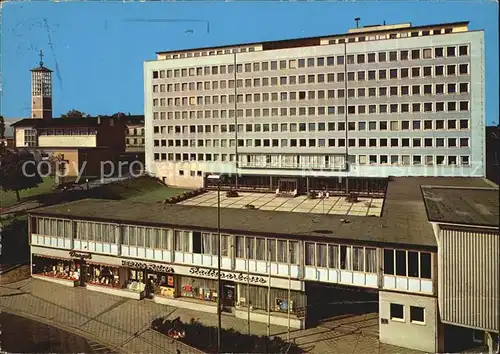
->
[[207, 174, 222, 354]]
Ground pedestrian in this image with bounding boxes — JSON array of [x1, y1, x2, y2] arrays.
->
[[176, 350, 180, 354]]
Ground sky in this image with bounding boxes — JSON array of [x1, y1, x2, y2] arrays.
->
[[1, 1, 498, 125]]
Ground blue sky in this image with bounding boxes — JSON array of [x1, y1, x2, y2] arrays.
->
[[1, 1, 498, 124]]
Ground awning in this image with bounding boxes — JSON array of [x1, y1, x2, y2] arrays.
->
[[33, 254, 71, 261]]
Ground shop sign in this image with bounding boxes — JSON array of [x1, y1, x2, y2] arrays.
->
[[121, 260, 174, 274], [69, 251, 92, 260], [189, 267, 267, 284]]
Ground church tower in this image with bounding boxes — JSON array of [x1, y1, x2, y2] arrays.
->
[[30, 49, 53, 120]]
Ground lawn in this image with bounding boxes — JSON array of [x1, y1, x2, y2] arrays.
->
[[1, 175, 188, 211], [0, 177, 72, 209], [90, 176, 188, 203]]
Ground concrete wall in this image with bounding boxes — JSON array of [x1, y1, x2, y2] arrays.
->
[[379, 291, 439, 352]]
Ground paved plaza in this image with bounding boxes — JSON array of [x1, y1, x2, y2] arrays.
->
[[179, 191, 383, 217], [0, 277, 423, 354]]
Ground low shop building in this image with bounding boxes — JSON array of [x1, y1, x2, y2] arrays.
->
[[28, 177, 497, 353]]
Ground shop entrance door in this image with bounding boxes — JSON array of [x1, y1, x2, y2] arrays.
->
[[222, 281, 236, 313], [146, 273, 157, 299]]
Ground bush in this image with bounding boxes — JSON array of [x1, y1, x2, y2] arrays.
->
[[226, 189, 239, 198], [152, 317, 303, 353]]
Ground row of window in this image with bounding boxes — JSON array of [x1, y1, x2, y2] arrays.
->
[[154, 152, 471, 168], [152, 65, 469, 94], [153, 83, 470, 108], [155, 136, 470, 149], [161, 27, 461, 60], [153, 45, 469, 79], [153, 119, 470, 135], [152, 102, 471, 119], [38, 128, 98, 136]]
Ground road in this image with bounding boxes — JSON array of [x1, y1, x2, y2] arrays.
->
[[0, 312, 114, 353]]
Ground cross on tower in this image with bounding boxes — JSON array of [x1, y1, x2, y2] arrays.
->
[[39, 49, 44, 67]]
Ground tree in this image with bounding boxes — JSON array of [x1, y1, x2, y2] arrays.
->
[[0, 150, 43, 202], [60, 109, 89, 119], [0, 115, 5, 156], [47, 153, 66, 185]]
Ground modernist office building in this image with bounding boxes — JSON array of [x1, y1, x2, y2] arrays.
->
[[28, 177, 498, 353], [144, 21, 485, 189]]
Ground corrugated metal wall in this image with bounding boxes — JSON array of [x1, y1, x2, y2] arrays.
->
[[439, 227, 499, 332]]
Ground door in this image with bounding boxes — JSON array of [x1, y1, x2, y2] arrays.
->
[[146, 273, 157, 298], [222, 282, 236, 311]]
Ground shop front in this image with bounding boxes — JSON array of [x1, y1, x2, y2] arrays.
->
[[31, 254, 82, 287], [31, 246, 305, 327]]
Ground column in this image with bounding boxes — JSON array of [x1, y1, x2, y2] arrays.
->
[[168, 229, 175, 262], [298, 241, 305, 279], [230, 234, 236, 270]]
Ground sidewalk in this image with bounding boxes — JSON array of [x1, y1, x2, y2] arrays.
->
[[0, 278, 422, 354]]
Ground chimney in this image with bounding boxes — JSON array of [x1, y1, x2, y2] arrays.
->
[[355, 17, 361, 28], [97, 116, 101, 125]]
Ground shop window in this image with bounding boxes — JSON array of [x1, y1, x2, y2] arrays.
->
[[156, 274, 176, 298], [126, 269, 145, 292], [87, 265, 120, 288], [32, 256, 80, 281], [180, 276, 217, 303], [390, 303, 404, 321]]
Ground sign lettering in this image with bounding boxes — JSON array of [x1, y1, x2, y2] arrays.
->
[[69, 251, 92, 260], [189, 267, 267, 284], [121, 260, 174, 274]]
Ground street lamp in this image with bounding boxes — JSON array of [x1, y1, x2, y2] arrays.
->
[[207, 174, 222, 354]]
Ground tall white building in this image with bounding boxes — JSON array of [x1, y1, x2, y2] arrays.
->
[[144, 21, 485, 189]]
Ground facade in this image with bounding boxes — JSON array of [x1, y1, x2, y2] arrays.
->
[[144, 21, 485, 188], [422, 186, 499, 352], [12, 117, 127, 177], [121, 115, 145, 153], [28, 177, 498, 353]]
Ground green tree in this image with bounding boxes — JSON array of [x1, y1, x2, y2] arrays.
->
[[0, 150, 43, 202], [60, 109, 89, 119]]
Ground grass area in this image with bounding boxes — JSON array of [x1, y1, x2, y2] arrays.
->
[[90, 176, 187, 203], [1, 177, 60, 209], [0, 175, 188, 211]]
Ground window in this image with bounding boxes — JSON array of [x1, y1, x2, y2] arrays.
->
[[447, 46, 456, 57], [459, 45, 468, 56], [410, 306, 425, 324], [390, 304, 404, 321]]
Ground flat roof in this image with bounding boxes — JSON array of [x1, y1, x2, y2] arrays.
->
[[422, 186, 499, 227], [30, 177, 492, 250], [156, 21, 470, 55]]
